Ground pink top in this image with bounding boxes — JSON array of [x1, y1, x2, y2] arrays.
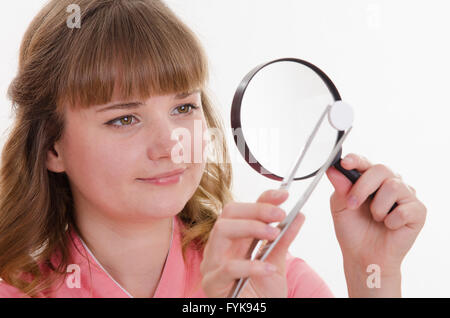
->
[[0, 216, 333, 298]]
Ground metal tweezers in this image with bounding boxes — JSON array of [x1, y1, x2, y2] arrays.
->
[[227, 104, 353, 298]]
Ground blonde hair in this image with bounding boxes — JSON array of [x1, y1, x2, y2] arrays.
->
[[0, 0, 233, 297]]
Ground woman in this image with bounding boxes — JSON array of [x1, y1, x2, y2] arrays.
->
[[0, 0, 426, 298]]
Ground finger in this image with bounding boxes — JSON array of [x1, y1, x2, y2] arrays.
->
[[370, 178, 417, 222], [211, 218, 281, 241], [326, 165, 353, 197], [205, 218, 281, 263], [221, 201, 286, 224], [326, 166, 355, 214], [267, 212, 306, 260], [201, 259, 277, 297], [256, 189, 289, 205], [407, 184, 417, 196], [346, 164, 396, 210], [383, 200, 427, 231], [329, 189, 348, 214], [340, 153, 373, 173], [326, 154, 373, 212]]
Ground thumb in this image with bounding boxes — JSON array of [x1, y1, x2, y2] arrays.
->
[[326, 166, 353, 213], [326, 166, 353, 196]]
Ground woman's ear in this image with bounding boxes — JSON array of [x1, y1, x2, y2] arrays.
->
[[46, 142, 65, 173]]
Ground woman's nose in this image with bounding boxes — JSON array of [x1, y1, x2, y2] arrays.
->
[[145, 117, 181, 162]]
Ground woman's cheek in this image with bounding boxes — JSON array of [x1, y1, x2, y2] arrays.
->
[[188, 118, 208, 181], [175, 117, 208, 165]]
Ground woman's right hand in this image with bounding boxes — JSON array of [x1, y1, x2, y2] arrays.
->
[[200, 189, 306, 298]]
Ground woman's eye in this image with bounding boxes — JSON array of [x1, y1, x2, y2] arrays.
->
[[105, 104, 199, 129], [106, 115, 138, 129], [172, 103, 199, 115]]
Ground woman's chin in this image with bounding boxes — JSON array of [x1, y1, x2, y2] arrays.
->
[[129, 199, 188, 220]]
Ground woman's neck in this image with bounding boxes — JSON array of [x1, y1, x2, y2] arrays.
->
[[74, 210, 174, 298]]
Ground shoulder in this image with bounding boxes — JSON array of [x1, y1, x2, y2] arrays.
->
[[285, 253, 334, 298], [0, 280, 30, 298]]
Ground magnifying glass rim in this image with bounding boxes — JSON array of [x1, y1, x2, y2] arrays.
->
[[231, 57, 345, 181]]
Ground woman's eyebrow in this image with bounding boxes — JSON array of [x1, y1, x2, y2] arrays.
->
[[96, 102, 143, 113], [175, 89, 200, 99], [96, 89, 200, 113]]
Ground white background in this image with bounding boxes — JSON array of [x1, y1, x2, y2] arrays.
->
[[1, 0, 449, 297]]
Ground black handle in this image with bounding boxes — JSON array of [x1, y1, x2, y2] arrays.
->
[[333, 159, 398, 214]]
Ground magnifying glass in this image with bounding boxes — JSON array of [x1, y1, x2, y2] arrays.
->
[[228, 57, 398, 298]]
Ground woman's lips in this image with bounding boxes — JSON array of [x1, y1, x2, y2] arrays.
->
[[137, 168, 186, 185]]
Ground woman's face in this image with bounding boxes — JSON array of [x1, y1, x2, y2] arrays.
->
[[48, 88, 208, 223]]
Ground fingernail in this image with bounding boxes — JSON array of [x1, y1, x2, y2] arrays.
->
[[271, 207, 284, 218], [347, 196, 358, 209], [265, 263, 277, 272], [272, 190, 287, 199], [343, 156, 353, 165], [266, 225, 280, 236]]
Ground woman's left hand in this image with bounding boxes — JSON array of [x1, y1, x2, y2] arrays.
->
[[326, 153, 427, 297]]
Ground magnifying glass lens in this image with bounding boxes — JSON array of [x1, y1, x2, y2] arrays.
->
[[240, 61, 338, 179]]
